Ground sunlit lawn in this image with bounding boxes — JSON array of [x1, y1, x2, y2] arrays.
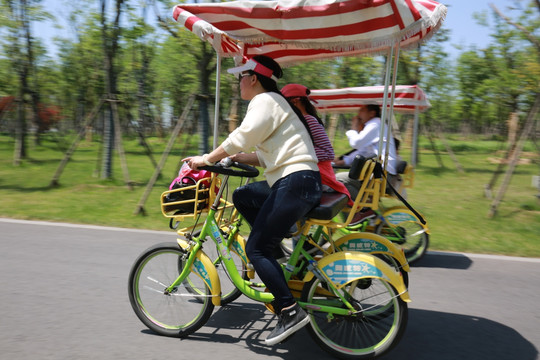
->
[[1, 132, 538, 257]]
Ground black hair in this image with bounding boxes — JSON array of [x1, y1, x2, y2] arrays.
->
[[297, 96, 323, 125], [250, 55, 315, 143], [366, 104, 381, 118]]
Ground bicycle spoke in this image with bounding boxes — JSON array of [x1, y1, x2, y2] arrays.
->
[[128, 244, 215, 336], [302, 277, 407, 358]]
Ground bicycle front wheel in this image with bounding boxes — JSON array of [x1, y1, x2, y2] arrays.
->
[[128, 242, 215, 337], [301, 277, 408, 359]]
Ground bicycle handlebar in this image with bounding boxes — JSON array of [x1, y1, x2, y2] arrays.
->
[[199, 159, 259, 178]]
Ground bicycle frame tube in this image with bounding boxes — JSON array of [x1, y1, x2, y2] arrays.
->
[[204, 213, 275, 303], [289, 238, 361, 312], [221, 216, 248, 265]]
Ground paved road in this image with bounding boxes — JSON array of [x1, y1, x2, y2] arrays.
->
[[1, 218, 539, 360]]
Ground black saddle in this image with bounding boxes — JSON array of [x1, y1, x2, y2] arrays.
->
[[306, 192, 349, 220], [396, 160, 408, 174]]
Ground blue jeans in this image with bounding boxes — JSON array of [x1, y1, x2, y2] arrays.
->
[[233, 170, 322, 311]]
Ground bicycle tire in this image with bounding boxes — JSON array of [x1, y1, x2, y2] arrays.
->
[[375, 212, 429, 264], [374, 254, 409, 288], [301, 277, 408, 359], [128, 242, 215, 337]]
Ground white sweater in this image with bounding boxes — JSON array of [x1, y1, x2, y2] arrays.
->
[[221, 92, 318, 186]]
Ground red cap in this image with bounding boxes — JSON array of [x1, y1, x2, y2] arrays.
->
[[281, 84, 318, 103], [281, 84, 309, 97]]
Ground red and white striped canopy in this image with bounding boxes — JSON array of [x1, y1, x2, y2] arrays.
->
[[172, 0, 447, 66], [310, 85, 430, 114]]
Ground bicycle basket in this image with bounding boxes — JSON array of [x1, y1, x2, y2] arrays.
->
[[161, 176, 212, 217]]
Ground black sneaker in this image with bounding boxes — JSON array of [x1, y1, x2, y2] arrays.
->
[[265, 303, 310, 345]]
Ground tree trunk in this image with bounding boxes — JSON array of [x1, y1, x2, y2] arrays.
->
[[9, 0, 32, 164], [488, 93, 540, 217], [136, 5, 152, 135], [197, 42, 214, 154], [100, 0, 124, 179], [13, 97, 26, 166], [21, 4, 42, 147]]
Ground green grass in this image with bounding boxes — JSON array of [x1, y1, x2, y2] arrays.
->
[[1, 132, 539, 257]]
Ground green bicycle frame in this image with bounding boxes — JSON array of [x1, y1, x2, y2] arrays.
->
[[166, 174, 409, 313]]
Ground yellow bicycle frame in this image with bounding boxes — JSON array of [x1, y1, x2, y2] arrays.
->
[[302, 251, 410, 303]]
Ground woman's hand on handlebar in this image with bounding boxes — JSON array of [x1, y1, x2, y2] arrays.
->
[[181, 155, 206, 171], [182, 145, 232, 170], [182, 153, 259, 178], [229, 152, 260, 166]]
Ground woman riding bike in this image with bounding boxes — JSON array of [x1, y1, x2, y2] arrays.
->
[[183, 55, 321, 345]]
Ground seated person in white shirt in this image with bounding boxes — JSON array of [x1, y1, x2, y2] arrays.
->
[[334, 104, 403, 223]]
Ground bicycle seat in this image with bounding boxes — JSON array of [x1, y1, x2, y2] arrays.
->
[[348, 155, 367, 180], [306, 192, 349, 220], [395, 160, 408, 174]]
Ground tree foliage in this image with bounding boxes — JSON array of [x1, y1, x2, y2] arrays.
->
[[0, 0, 538, 158]]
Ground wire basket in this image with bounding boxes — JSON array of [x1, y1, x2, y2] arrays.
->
[[161, 177, 213, 218]]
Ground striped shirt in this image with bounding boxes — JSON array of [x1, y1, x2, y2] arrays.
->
[[304, 114, 334, 162]]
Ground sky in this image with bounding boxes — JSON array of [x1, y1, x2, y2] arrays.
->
[[36, 0, 519, 60], [441, 0, 519, 56]]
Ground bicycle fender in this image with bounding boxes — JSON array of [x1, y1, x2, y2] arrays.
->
[[229, 233, 256, 279], [303, 252, 410, 303], [380, 206, 430, 234], [177, 239, 222, 306], [222, 228, 249, 266], [333, 232, 410, 272]]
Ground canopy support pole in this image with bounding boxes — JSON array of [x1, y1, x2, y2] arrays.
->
[[379, 44, 399, 171], [412, 91, 420, 166], [379, 46, 394, 163], [213, 52, 222, 150], [384, 43, 400, 172]]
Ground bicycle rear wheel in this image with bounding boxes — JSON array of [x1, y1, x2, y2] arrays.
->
[[376, 218, 429, 264], [301, 277, 407, 359], [128, 242, 214, 337]]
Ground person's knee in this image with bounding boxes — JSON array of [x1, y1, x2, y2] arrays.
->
[[245, 243, 257, 261], [232, 187, 241, 205], [232, 185, 246, 202], [232, 185, 251, 213], [245, 237, 266, 262]]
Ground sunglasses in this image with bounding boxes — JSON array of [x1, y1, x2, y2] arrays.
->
[[238, 72, 253, 81]]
